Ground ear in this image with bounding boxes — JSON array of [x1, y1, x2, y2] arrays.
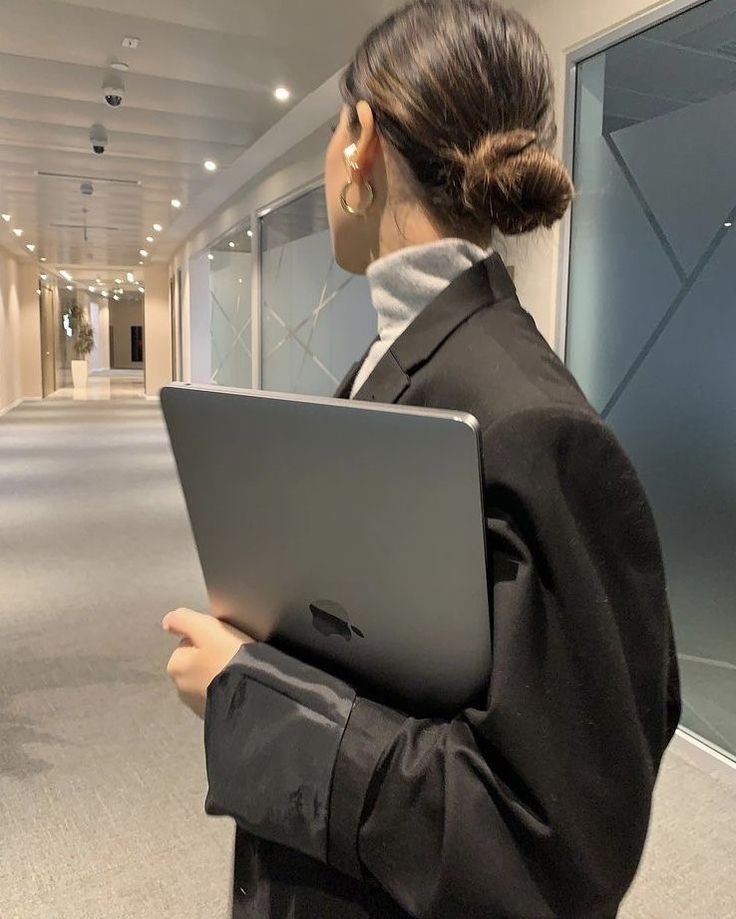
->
[[352, 101, 381, 180]]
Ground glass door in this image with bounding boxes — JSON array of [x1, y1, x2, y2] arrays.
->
[[566, 0, 736, 758]]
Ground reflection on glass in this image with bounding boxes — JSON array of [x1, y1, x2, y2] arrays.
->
[[260, 186, 376, 396], [208, 222, 253, 388], [567, 0, 736, 757]]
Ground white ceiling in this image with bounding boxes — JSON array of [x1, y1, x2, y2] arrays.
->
[[0, 0, 399, 280]]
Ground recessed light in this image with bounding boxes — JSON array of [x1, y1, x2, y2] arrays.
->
[[40, 256, 47, 262], [203, 159, 218, 172], [246, 229, 254, 238], [171, 199, 182, 209], [113, 294, 121, 301], [126, 272, 135, 283], [60, 270, 72, 281], [12, 228, 23, 237], [146, 235, 154, 243], [724, 222, 733, 228], [153, 223, 162, 232], [66, 284, 73, 291], [274, 87, 291, 102], [26, 243, 35, 252], [40, 273, 47, 280], [88, 286, 96, 293], [101, 290, 108, 296], [228, 241, 235, 248], [238, 278, 243, 284], [115, 277, 122, 283], [138, 286, 145, 293], [138, 260, 144, 265], [139, 249, 148, 257], [1, 213, 10, 222], [36, 288, 41, 295], [208, 253, 214, 261], [111, 58, 130, 71]]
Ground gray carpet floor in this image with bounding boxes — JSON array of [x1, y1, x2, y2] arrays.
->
[[1, 392, 734, 917]]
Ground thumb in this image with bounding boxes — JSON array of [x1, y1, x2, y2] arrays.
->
[[162, 608, 209, 645]]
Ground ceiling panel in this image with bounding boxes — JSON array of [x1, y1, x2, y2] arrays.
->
[[0, 0, 402, 281]]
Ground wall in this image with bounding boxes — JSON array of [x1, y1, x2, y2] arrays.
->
[[143, 265, 172, 396], [89, 301, 110, 372], [109, 299, 144, 370], [504, 0, 678, 347], [0, 248, 42, 412]]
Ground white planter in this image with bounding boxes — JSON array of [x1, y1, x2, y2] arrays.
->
[[71, 359, 89, 388]]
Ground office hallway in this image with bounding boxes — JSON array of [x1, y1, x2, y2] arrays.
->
[[0, 394, 231, 918], [1, 394, 735, 918]]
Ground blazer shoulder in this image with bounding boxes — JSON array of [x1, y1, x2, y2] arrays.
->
[[409, 293, 595, 430]]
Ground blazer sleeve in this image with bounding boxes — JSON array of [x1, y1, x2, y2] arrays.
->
[[204, 406, 681, 918]]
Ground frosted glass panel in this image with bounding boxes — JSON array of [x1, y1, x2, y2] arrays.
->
[[567, 0, 736, 758], [209, 223, 252, 388], [260, 186, 376, 396]]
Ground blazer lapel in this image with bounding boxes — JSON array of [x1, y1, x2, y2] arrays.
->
[[352, 253, 515, 404]]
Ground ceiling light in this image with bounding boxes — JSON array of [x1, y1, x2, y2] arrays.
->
[[111, 58, 130, 71], [203, 159, 218, 172], [88, 286, 96, 293], [40, 273, 47, 280], [66, 284, 74, 291], [60, 270, 72, 281], [126, 272, 135, 283], [36, 288, 41, 295], [139, 249, 148, 257], [115, 277, 122, 284], [12, 228, 23, 237], [40, 256, 47, 262], [138, 260, 143, 265], [208, 253, 214, 261], [138, 286, 145, 293], [113, 295, 121, 301], [26, 243, 35, 252], [246, 229, 254, 238], [238, 278, 243, 284], [153, 223, 162, 232], [1, 213, 10, 222], [171, 199, 182, 209], [146, 235, 154, 243], [724, 222, 733, 228], [274, 87, 291, 102], [96, 277, 102, 283], [101, 290, 108, 296], [228, 241, 235, 248]]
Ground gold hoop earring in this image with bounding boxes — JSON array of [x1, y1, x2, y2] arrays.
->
[[340, 179, 374, 216]]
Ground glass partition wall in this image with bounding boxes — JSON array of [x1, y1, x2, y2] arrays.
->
[[566, 0, 736, 759], [259, 185, 375, 396], [208, 220, 253, 389]]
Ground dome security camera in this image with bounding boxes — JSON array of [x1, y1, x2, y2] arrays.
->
[[80, 181, 94, 196], [102, 73, 125, 107], [89, 123, 108, 155]]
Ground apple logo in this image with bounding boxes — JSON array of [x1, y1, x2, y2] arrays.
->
[[309, 600, 364, 642]]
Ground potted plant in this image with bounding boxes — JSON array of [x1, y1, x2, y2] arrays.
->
[[70, 311, 95, 388]]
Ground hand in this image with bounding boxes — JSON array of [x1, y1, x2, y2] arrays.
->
[[163, 608, 255, 718]]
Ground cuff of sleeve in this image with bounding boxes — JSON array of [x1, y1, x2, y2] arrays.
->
[[327, 697, 406, 880], [204, 642, 355, 863]]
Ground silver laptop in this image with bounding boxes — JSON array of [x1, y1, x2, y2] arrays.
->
[[161, 383, 490, 714]]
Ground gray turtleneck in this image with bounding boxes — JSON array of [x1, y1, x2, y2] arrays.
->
[[350, 237, 489, 398]]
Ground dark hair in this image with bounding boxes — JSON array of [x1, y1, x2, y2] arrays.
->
[[340, 0, 573, 237]]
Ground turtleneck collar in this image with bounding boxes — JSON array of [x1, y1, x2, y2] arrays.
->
[[349, 238, 490, 399], [365, 238, 489, 344]]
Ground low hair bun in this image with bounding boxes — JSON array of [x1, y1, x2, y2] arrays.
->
[[455, 129, 574, 235]]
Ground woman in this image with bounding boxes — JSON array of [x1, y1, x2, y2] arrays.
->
[[163, 2, 681, 916]]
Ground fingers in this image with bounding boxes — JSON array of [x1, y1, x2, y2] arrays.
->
[[162, 607, 208, 644], [166, 643, 197, 680]]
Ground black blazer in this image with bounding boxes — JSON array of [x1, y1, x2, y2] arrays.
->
[[206, 254, 681, 918]]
